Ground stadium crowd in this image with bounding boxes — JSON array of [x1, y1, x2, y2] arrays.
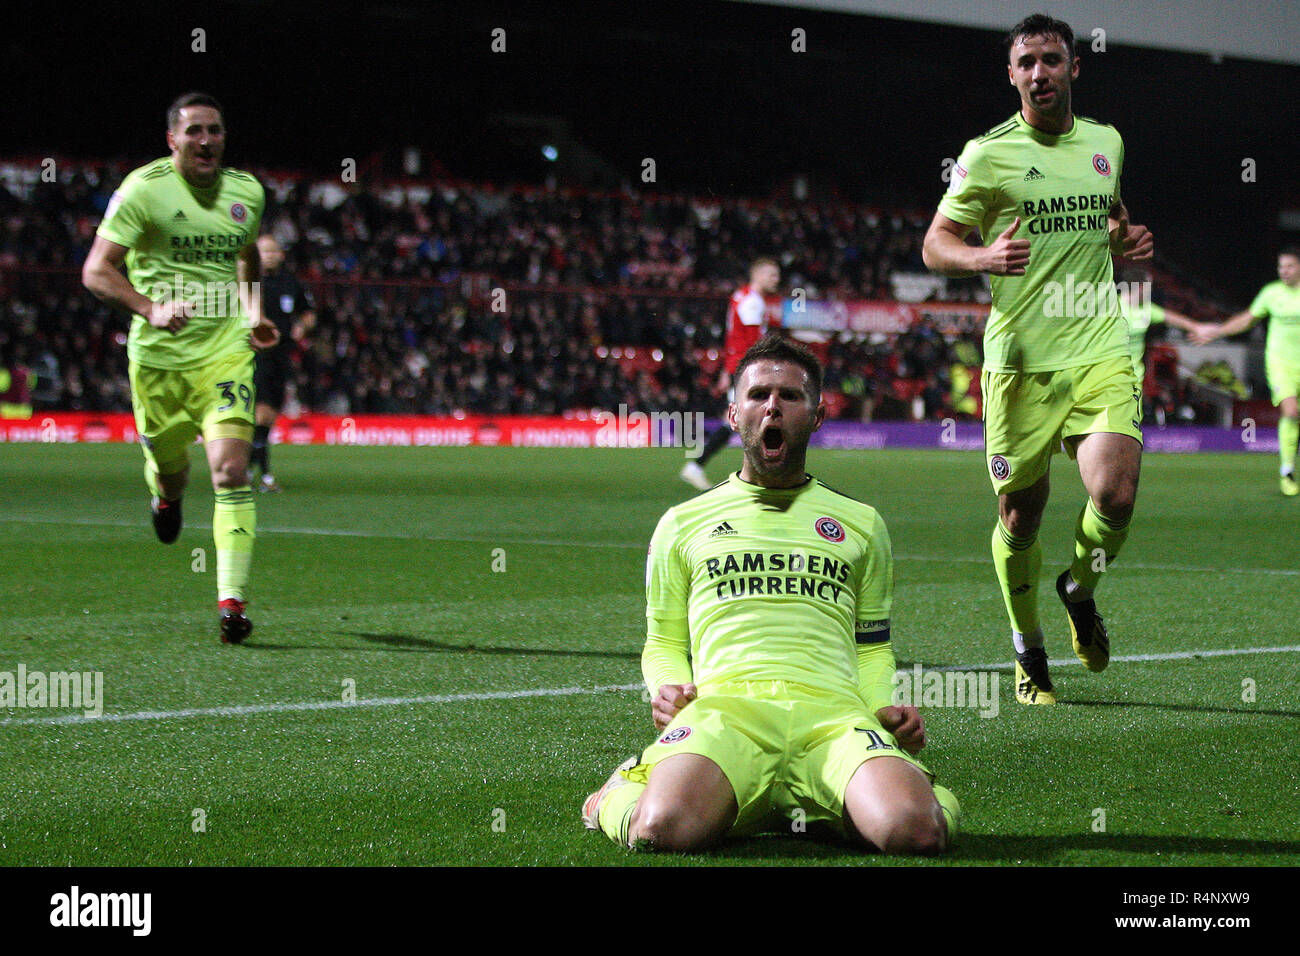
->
[[0, 160, 1218, 421]]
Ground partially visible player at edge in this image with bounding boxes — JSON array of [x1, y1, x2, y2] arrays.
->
[[1191, 248, 1300, 496], [251, 234, 315, 493], [1116, 267, 1205, 386], [585, 335, 959, 854], [922, 14, 1154, 704], [82, 92, 279, 643], [680, 257, 782, 491]]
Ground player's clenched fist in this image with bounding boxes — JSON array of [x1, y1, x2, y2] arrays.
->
[[1111, 220, 1154, 261], [148, 298, 196, 332], [652, 682, 697, 731], [250, 317, 281, 350], [875, 704, 927, 755], [981, 217, 1031, 275]]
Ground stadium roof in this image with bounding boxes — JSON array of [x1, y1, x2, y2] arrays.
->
[[740, 0, 1300, 66]]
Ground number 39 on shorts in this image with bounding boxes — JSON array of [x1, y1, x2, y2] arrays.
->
[[216, 380, 252, 413]]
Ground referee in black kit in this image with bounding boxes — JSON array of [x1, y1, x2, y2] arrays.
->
[[251, 234, 314, 492]]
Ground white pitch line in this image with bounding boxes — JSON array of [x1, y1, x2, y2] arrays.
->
[[929, 644, 1300, 671], [3, 644, 1298, 729], [0, 515, 642, 550], [0, 682, 645, 728], [4, 514, 1298, 576], [897, 552, 1300, 576]]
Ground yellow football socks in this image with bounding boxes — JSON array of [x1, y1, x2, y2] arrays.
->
[[1069, 498, 1129, 594], [213, 487, 256, 603], [992, 521, 1041, 635], [598, 779, 644, 848], [1279, 415, 1298, 475]]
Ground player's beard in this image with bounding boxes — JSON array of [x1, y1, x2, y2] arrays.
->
[[1027, 84, 1070, 122], [182, 147, 222, 187]]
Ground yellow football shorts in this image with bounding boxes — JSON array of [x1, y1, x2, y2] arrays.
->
[[1266, 358, 1300, 406], [630, 680, 931, 837], [982, 355, 1142, 495], [128, 350, 256, 474]]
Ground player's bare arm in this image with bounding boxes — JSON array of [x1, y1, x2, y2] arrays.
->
[[82, 234, 193, 332], [239, 242, 279, 350], [1108, 202, 1154, 261], [923, 212, 1029, 277], [1160, 306, 1216, 342], [1190, 307, 1257, 344]]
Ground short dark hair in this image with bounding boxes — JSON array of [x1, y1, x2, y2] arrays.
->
[[1278, 246, 1300, 261], [1005, 13, 1075, 60], [734, 333, 822, 401], [167, 92, 224, 130]]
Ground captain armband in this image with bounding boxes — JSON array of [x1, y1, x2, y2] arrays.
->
[[854, 619, 891, 645]]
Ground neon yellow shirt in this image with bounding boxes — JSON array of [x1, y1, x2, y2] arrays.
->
[[97, 158, 264, 370], [1249, 281, 1300, 367], [644, 472, 893, 705], [938, 112, 1128, 373]]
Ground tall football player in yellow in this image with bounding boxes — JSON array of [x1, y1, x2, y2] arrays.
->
[[83, 93, 279, 643], [923, 15, 1154, 704], [582, 335, 959, 854]]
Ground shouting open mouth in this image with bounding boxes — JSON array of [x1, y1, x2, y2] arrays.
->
[[760, 423, 786, 462]]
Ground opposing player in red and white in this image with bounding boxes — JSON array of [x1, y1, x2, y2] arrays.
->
[[680, 257, 784, 490]]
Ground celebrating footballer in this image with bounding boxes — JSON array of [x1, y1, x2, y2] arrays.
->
[[922, 14, 1154, 704], [583, 335, 959, 854], [82, 92, 279, 643]]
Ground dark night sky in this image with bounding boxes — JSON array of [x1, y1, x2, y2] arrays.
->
[[5, 0, 1299, 303]]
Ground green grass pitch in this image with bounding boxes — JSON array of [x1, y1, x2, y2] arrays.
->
[[1, 442, 1297, 866]]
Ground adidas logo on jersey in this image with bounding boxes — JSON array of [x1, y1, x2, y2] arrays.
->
[[1023, 167, 1046, 182], [173, 209, 188, 220], [708, 521, 737, 538]]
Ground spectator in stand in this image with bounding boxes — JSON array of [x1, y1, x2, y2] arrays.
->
[[0, 157, 1230, 423]]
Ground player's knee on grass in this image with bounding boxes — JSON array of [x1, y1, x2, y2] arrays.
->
[[844, 758, 948, 856], [627, 753, 737, 852], [847, 789, 947, 856], [629, 800, 726, 853], [871, 800, 947, 856]]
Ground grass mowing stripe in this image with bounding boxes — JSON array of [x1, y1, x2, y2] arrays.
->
[[4, 645, 1296, 729], [4, 515, 1298, 576]]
